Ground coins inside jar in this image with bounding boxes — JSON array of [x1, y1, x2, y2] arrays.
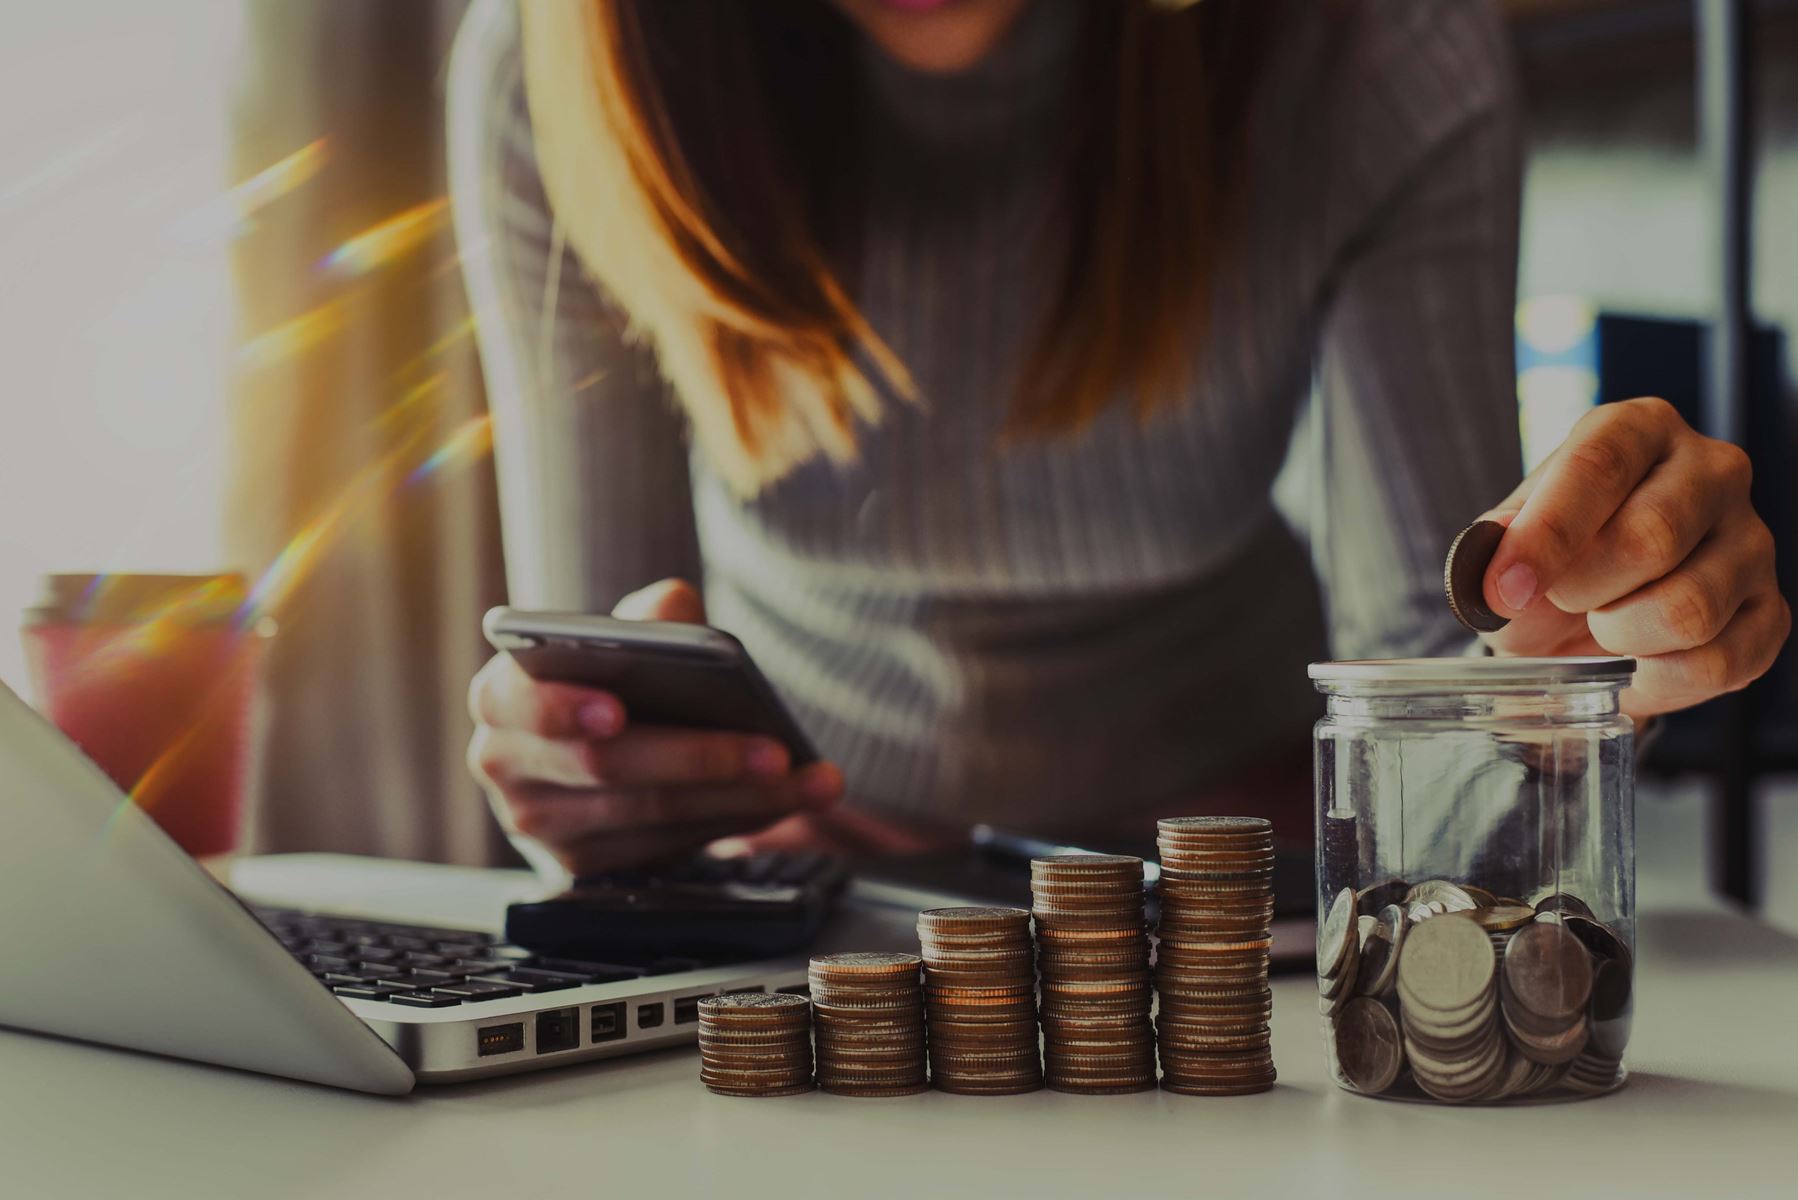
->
[[1319, 880, 1631, 1103]]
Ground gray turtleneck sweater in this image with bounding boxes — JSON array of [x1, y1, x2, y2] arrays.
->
[[448, 0, 1523, 840]]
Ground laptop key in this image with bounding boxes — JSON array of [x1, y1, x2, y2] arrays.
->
[[531, 957, 647, 983], [399, 952, 452, 967], [474, 969, 585, 992], [386, 935, 432, 951], [381, 968, 463, 987], [434, 942, 489, 958], [430, 980, 523, 1000], [306, 954, 356, 971], [332, 983, 411, 1001], [354, 946, 403, 963], [389, 991, 462, 1008], [321, 970, 388, 985]]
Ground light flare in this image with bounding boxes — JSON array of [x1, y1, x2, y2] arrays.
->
[[406, 415, 493, 485], [172, 138, 329, 243], [321, 198, 450, 278], [237, 300, 348, 370]]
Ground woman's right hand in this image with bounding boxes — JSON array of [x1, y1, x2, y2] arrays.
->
[[466, 579, 845, 874]]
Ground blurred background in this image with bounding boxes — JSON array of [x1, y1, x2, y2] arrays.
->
[[0, 1, 1792, 916]]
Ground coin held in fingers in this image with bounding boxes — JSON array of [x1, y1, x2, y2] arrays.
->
[[1445, 519, 1510, 633]]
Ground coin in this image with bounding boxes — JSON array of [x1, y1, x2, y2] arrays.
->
[[1332, 997, 1404, 1093], [1404, 880, 1479, 913], [1396, 911, 1495, 1013], [1317, 887, 1357, 977], [1530, 890, 1597, 920], [1353, 904, 1406, 999], [1501, 922, 1594, 1022], [1462, 904, 1536, 932], [1444, 518, 1509, 633]]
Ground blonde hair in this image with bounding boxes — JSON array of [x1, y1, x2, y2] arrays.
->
[[520, 0, 1271, 494]]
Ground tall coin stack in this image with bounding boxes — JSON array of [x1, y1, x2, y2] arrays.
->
[[697, 992, 815, 1097], [1153, 816, 1278, 1096], [1031, 855, 1156, 1094], [808, 952, 929, 1097], [918, 907, 1042, 1095]]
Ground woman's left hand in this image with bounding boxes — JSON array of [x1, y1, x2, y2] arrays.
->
[[1476, 396, 1789, 719]]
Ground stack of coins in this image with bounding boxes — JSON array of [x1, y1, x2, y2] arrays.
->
[[808, 952, 929, 1097], [1153, 816, 1278, 1096], [1499, 922, 1593, 1068], [697, 992, 814, 1097], [1031, 855, 1155, 1094], [918, 907, 1042, 1095], [1394, 912, 1507, 1102]]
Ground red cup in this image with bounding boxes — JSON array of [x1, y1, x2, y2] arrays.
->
[[22, 573, 271, 859]]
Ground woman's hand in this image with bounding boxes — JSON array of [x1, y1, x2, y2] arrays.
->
[[1477, 397, 1789, 719], [466, 578, 844, 874]]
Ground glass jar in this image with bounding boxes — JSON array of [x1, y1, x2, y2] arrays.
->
[[1308, 656, 1636, 1105]]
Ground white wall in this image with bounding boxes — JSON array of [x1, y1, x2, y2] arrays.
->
[[0, 2, 242, 695]]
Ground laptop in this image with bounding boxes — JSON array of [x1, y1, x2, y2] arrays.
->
[[0, 679, 819, 1094]]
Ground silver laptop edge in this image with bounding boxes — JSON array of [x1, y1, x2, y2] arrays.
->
[[0, 678, 807, 1092]]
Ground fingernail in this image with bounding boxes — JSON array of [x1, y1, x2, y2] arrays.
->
[[799, 764, 843, 803], [578, 700, 621, 737], [1497, 562, 1538, 613], [747, 740, 788, 776]]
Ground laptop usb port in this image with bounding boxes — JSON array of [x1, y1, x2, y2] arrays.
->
[[536, 1008, 579, 1055], [637, 1002, 664, 1029], [477, 1023, 524, 1057], [591, 1001, 627, 1043], [673, 995, 711, 1025]]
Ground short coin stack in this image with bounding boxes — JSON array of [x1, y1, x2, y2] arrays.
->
[[809, 952, 929, 1097], [1393, 911, 1507, 1102], [1499, 922, 1594, 1070], [1153, 816, 1278, 1095], [918, 907, 1042, 1094], [1031, 855, 1156, 1094], [697, 992, 814, 1097]]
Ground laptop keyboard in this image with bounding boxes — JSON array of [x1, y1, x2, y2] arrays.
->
[[251, 907, 702, 1008]]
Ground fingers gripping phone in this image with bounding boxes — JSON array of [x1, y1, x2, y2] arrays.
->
[[482, 607, 820, 765]]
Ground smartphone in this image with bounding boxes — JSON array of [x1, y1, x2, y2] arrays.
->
[[482, 607, 819, 765]]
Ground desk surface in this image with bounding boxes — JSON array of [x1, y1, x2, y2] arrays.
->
[[4, 856, 1796, 1200]]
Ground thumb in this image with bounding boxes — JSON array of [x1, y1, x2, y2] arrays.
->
[[613, 577, 705, 623]]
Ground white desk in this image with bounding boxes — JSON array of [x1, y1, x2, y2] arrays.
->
[[3, 855, 1796, 1200]]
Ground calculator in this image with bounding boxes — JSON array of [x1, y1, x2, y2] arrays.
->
[[504, 851, 850, 963]]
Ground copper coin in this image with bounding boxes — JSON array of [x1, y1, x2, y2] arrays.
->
[[1445, 518, 1509, 632]]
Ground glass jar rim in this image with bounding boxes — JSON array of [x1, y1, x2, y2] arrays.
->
[[1308, 655, 1634, 689]]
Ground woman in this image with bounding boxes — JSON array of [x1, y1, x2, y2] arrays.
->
[[448, 0, 1786, 877]]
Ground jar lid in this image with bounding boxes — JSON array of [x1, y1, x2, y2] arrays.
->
[[1309, 656, 1635, 687]]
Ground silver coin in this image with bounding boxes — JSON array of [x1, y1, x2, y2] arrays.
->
[[1332, 997, 1404, 1094], [1354, 904, 1406, 999], [1318, 887, 1356, 978], [1405, 880, 1478, 913], [1396, 913, 1496, 1013], [1501, 922, 1594, 1022]]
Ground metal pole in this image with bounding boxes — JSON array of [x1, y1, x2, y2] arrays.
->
[[1696, 0, 1755, 906]]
